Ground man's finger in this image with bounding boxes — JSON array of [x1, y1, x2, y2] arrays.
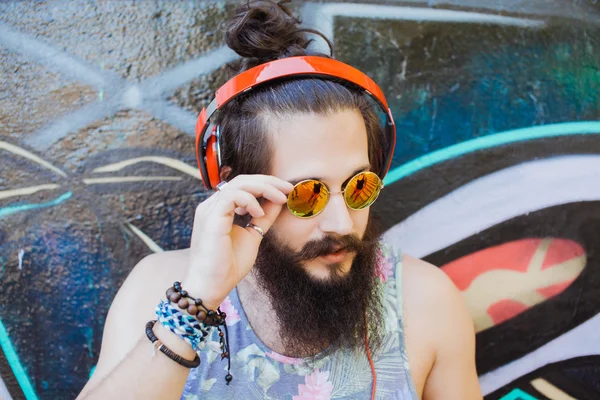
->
[[231, 199, 284, 264]]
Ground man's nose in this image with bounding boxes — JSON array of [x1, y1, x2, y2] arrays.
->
[[319, 193, 353, 236]]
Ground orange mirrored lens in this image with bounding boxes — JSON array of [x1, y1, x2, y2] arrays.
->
[[344, 172, 382, 210], [287, 180, 330, 217]]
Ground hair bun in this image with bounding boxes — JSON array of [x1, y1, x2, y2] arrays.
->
[[224, 0, 318, 63]]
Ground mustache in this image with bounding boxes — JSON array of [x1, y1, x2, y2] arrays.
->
[[294, 234, 367, 261]]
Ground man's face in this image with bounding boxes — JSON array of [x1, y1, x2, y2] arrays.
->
[[267, 108, 372, 280], [252, 108, 383, 355]]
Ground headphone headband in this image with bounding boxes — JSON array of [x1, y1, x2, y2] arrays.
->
[[196, 56, 396, 190]]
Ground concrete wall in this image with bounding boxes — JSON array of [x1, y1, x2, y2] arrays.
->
[[1, 1, 599, 399]]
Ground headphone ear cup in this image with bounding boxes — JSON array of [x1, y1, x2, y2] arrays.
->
[[205, 128, 221, 189]]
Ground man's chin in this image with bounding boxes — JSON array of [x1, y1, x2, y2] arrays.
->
[[303, 266, 338, 282], [302, 258, 354, 281]]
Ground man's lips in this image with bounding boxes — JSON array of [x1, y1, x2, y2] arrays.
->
[[319, 248, 349, 263]]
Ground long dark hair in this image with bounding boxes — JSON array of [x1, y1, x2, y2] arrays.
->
[[218, 0, 385, 181]]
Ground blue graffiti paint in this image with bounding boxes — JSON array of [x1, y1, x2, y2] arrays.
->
[[0, 221, 130, 397], [379, 33, 600, 171], [0, 191, 73, 219], [384, 121, 600, 185], [0, 319, 39, 400]]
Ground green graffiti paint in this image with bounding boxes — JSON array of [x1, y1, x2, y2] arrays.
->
[[0, 256, 6, 280], [0, 319, 39, 400], [384, 121, 600, 185], [499, 388, 539, 400], [0, 191, 73, 219]]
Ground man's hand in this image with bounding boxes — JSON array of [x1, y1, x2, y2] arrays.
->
[[182, 175, 293, 309]]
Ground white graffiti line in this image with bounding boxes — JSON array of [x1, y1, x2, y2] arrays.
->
[[531, 378, 578, 400], [0, 373, 12, 400], [82, 176, 183, 185], [92, 157, 201, 180], [139, 101, 199, 137], [141, 46, 238, 97], [126, 223, 164, 253], [22, 96, 123, 150], [0, 22, 238, 150], [22, 90, 196, 149], [0, 141, 67, 177], [383, 155, 600, 259], [0, 22, 119, 90], [301, 2, 545, 52], [17, 249, 24, 271], [478, 313, 600, 394], [0, 184, 60, 200]]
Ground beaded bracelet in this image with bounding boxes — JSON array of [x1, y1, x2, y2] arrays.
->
[[145, 320, 201, 368], [166, 282, 227, 327], [165, 281, 233, 384]]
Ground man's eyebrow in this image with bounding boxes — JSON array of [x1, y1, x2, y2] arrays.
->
[[287, 164, 372, 186]]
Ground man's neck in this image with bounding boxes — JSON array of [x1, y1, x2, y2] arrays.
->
[[236, 273, 290, 355]]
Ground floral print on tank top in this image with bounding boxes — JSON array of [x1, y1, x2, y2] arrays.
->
[[181, 241, 419, 399]]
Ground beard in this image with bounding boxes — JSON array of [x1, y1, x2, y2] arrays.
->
[[252, 217, 385, 357]]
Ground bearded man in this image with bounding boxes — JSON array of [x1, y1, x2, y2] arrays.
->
[[78, 2, 482, 399]]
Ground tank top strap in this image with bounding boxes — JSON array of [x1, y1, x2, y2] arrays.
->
[[393, 246, 405, 321], [391, 245, 420, 399]]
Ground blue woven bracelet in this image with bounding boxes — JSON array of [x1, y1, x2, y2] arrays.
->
[[156, 300, 208, 351], [163, 281, 233, 385]]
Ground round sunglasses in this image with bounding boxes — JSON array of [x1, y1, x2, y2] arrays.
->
[[287, 171, 384, 218]]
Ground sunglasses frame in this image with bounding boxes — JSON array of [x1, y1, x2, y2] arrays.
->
[[287, 171, 385, 219]]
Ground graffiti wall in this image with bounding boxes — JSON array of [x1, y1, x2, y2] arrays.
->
[[1, 1, 599, 399]]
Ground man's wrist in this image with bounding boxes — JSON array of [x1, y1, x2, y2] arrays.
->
[[152, 321, 197, 360], [178, 281, 226, 311]]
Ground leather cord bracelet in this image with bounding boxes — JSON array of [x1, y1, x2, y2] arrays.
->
[[145, 320, 201, 368]]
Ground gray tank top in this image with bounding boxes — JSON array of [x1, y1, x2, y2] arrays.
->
[[181, 244, 419, 399]]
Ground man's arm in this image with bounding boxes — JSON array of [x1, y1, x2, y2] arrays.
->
[[77, 252, 196, 400], [403, 255, 482, 400], [77, 174, 290, 399]]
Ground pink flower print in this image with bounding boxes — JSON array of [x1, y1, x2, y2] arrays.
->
[[219, 296, 240, 325], [376, 252, 394, 282], [266, 351, 302, 365], [293, 370, 334, 400]]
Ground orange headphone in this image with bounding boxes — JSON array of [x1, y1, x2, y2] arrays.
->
[[195, 56, 396, 190]]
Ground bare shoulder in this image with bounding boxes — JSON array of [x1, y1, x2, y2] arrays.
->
[[401, 253, 473, 342], [87, 249, 191, 388], [401, 254, 463, 312], [401, 255, 480, 399]]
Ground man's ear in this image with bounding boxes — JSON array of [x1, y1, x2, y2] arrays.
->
[[220, 166, 232, 182]]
